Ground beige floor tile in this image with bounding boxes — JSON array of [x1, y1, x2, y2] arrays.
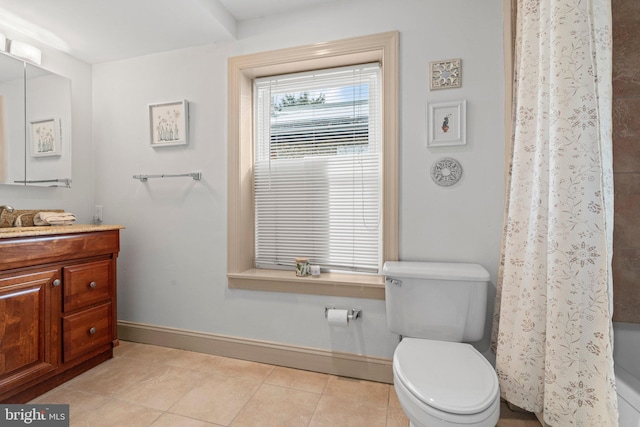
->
[[309, 394, 388, 427], [386, 407, 410, 427], [323, 375, 390, 408], [169, 374, 261, 425], [265, 366, 330, 394], [112, 340, 135, 357], [387, 385, 410, 426], [72, 398, 162, 427], [117, 365, 203, 411], [388, 385, 402, 408], [31, 388, 110, 420], [191, 355, 275, 382], [151, 412, 223, 427], [65, 357, 163, 397], [25, 342, 540, 427], [231, 383, 321, 427], [114, 341, 184, 365], [161, 348, 221, 371]]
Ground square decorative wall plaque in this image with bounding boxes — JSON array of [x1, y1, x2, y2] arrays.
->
[[430, 59, 461, 90]]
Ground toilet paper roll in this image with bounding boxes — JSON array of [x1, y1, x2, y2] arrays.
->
[[327, 309, 349, 326]]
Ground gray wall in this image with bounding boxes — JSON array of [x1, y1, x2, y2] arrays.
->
[[5, 0, 506, 359]]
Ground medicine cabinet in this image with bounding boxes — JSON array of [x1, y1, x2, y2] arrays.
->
[[0, 51, 72, 188]]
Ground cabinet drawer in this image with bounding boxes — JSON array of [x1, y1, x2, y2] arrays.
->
[[63, 303, 112, 363], [63, 260, 112, 312]]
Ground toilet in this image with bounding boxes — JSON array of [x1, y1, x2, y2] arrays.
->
[[383, 261, 500, 427]]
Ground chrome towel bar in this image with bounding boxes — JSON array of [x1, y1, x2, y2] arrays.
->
[[133, 172, 202, 182], [13, 178, 72, 187]]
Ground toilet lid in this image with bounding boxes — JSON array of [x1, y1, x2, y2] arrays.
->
[[393, 338, 499, 415]]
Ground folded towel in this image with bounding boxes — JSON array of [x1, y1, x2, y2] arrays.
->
[[34, 212, 77, 226]]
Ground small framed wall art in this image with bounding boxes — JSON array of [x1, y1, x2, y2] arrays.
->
[[149, 100, 189, 147], [430, 59, 461, 90], [30, 118, 61, 157], [427, 100, 466, 147]]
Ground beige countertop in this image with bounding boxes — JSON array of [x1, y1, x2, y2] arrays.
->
[[0, 224, 125, 239]]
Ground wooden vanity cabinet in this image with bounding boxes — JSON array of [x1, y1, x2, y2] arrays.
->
[[0, 229, 120, 403]]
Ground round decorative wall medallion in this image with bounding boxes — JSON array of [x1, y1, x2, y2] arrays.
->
[[431, 157, 463, 187]]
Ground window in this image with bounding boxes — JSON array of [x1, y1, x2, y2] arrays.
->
[[227, 32, 398, 299], [254, 64, 382, 273]]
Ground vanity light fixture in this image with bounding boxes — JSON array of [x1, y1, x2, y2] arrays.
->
[[8, 39, 41, 65]]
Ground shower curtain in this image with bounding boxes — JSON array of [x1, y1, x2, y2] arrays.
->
[[493, 0, 618, 425]]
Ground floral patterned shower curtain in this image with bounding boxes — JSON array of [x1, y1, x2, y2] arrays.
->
[[493, 0, 618, 425]]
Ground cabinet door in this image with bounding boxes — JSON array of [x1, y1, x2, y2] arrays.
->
[[0, 269, 59, 394]]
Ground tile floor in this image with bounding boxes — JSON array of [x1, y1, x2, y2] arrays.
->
[[31, 341, 541, 426]]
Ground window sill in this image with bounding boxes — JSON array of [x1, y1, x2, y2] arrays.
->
[[228, 269, 385, 299]]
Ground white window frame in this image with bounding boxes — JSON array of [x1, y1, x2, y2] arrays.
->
[[227, 32, 398, 299]]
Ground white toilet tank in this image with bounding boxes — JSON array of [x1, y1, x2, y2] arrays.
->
[[384, 261, 491, 342]]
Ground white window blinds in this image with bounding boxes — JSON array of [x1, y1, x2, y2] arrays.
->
[[254, 63, 382, 274]]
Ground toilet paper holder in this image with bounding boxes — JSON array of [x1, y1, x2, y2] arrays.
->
[[324, 307, 362, 321]]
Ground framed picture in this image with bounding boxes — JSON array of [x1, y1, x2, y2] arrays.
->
[[149, 100, 188, 147], [30, 118, 61, 157], [430, 59, 461, 90], [427, 100, 466, 147]]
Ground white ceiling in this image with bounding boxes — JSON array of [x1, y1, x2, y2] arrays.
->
[[0, 0, 344, 64]]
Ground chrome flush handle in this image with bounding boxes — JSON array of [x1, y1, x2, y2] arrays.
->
[[388, 278, 402, 287]]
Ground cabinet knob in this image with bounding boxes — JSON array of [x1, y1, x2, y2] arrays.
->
[[89, 327, 97, 335], [89, 281, 97, 289], [52, 279, 61, 287]]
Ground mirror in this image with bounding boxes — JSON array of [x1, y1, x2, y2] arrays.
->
[[0, 52, 26, 185], [24, 62, 72, 187], [0, 51, 72, 188]]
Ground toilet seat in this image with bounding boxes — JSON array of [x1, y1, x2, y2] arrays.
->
[[393, 338, 500, 424]]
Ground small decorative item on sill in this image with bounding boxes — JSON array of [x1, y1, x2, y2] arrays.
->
[[295, 258, 310, 277], [310, 265, 321, 277]]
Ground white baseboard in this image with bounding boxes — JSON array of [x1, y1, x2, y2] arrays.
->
[[117, 320, 393, 384]]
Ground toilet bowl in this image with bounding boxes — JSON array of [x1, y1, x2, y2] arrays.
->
[[393, 338, 500, 427]]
